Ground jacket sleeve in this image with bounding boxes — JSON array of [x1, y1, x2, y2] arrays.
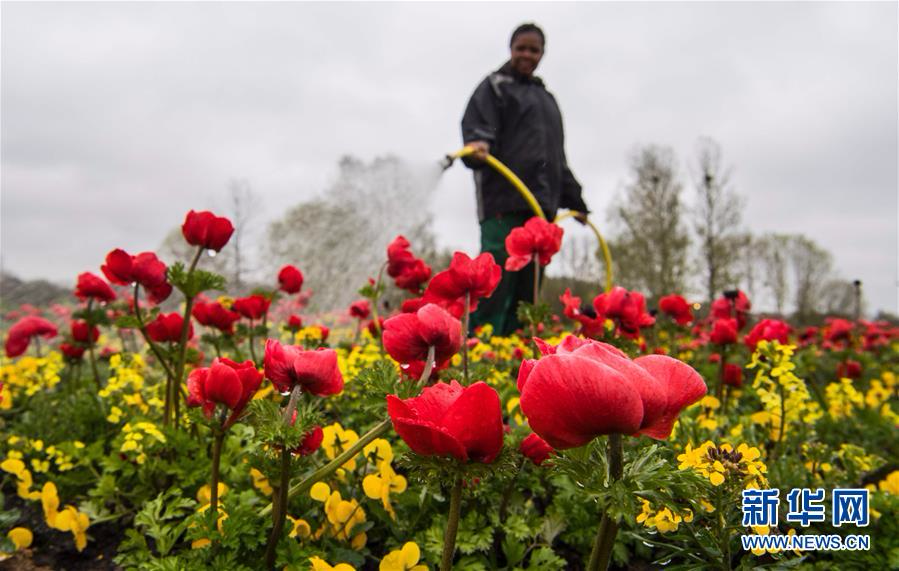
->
[[559, 154, 589, 214], [460, 77, 501, 169]]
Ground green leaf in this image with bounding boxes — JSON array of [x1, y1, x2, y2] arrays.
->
[[526, 547, 566, 570]]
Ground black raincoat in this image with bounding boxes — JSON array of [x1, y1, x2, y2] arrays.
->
[[461, 62, 589, 221]]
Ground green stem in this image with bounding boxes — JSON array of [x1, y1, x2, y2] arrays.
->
[[371, 262, 387, 352], [210, 429, 225, 517], [440, 478, 463, 571], [171, 246, 204, 429], [86, 299, 102, 391], [462, 292, 470, 385], [281, 385, 302, 422], [586, 434, 623, 571], [531, 259, 540, 339], [264, 446, 291, 569], [132, 284, 178, 423], [260, 418, 392, 517], [715, 345, 727, 402], [419, 345, 436, 387]]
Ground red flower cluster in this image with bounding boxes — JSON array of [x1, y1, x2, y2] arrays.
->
[[5, 316, 58, 358], [186, 358, 262, 428], [278, 265, 304, 294], [824, 318, 853, 345], [744, 319, 791, 351], [387, 380, 503, 463], [75, 272, 116, 303], [504, 217, 564, 271], [146, 312, 193, 343], [233, 295, 271, 321], [423, 252, 501, 317], [559, 289, 605, 338], [382, 304, 462, 374], [101, 249, 172, 303], [263, 339, 343, 396], [517, 336, 706, 449], [182, 210, 234, 252], [192, 299, 240, 334], [711, 290, 751, 330], [349, 300, 371, 320], [658, 294, 693, 325], [387, 236, 432, 294]]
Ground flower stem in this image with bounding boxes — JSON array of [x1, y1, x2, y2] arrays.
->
[[260, 418, 392, 517], [209, 428, 225, 517], [441, 478, 463, 571], [715, 344, 727, 402], [132, 284, 178, 424], [281, 384, 302, 423], [419, 345, 436, 386], [86, 299, 102, 391], [171, 246, 204, 429], [264, 446, 291, 569], [462, 292, 470, 385], [586, 434, 623, 571], [531, 259, 541, 339], [371, 262, 388, 352]]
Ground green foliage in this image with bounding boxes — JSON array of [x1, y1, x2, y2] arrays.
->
[[168, 262, 227, 298], [516, 301, 552, 330]]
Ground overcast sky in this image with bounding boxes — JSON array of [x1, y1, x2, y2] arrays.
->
[[2, 2, 896, 314]]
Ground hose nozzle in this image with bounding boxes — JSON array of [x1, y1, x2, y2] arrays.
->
[[439, 154, 456, 171]]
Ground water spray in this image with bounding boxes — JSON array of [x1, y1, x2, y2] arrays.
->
[[442, 145, 614, 292]]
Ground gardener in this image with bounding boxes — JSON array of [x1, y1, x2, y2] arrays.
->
[[461, 22, 590, 336]]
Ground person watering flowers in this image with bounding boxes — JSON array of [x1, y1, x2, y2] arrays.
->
[[461, 22, 590, 336]]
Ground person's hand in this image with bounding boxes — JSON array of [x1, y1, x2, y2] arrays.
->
[[466, 141, 490, 163], [573, 211, 589, 225]]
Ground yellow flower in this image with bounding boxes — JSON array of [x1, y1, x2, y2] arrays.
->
[[363, 439, 394, 468], [287, 515, 312, 539], [6, 527, 33, 551], [322, 423, 360, 471], [309, 556, 355, 571], [877, 471, 899, 495], [41, 482, 60, 527], [311, 482, 332, 502], [196, 482, 228, 506], [363, 462, 407, 519], [380, 541, 428, 571], [54, 506, 90, 552], [250, 468, 273, 496]]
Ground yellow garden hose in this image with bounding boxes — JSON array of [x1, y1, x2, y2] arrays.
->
[[444, 145, 613, 292]]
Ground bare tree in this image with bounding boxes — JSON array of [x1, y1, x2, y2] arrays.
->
[[225, 179, 262, 290], [786, 234, 833, 321], [691, 137, 745, 304], [609, 145, 690, 301], [821, 278, 866, 318], [757, 233, 791, 315]]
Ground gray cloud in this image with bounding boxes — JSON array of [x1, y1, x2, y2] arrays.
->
[[2, 2, 895, 313]]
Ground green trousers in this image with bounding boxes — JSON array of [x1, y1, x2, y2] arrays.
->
[[470, 213, 541, 337]]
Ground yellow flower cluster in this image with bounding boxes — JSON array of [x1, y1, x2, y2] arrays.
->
[[695, 395, 721, 431], [636, 499, 694, 533], [865, 375, 899, 423], [119, 422, 166, 464], [361, 438, 407, 519], [41, 482, 90, 551], [5, 436, 81, 474], [0, 352, 64, 400], [309, 557, 355, 571], [310, 482, 368, 548], [337, 339, 388, 381], [379, 541, 428, 571], [505, 397, 525, 426], [836, 443, 879, 474], [872, 470, 899, 495], [747, 341, 821, 440], [294, 325, 325, 345], [2, 458, 42, 500], [825, 378, 865, 419], [677, 441, 768, 488], [250, 467, 273, 496]]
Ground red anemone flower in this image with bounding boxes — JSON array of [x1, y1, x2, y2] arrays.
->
[[593, 287, 655, 338], [192, 300, 241, 334], [382, 303, 462, 371], [75, 272, 117, 303], [744, 319, 791, 351], [186, 358, 262, 428], [723, 364, 743, 388], [516, 336, 706, 449], [71, 320, 100, 344], [263, 339, 343, 396], [4, 316, 58, 358], [560, 288, 605, 338], [233, 294, 271, 321], [658, 294, 693, 325], [287, 413, 324, 456], [710, 318, 738, 345], [520, 433, 555, 466], [424, 251, 501, 312], [101, 249, 168, 290], [836, 359, 862, 380], [278, 265, 304, 294], [711, 290, 751, 330], [504, 217, 564, 271], [181, 210, 234, 252], [146, 312, 193, 343], [60, 343, 86, 360], [387, 380, 504, 463], [387, 236, 432, 293], [286, 314, 303, 332], [349, 300, 371, 320]]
